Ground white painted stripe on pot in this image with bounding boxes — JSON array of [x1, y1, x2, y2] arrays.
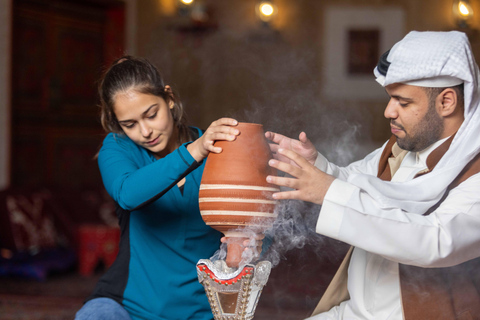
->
[[200, 210, 277, 217], [222, 231, 261, 238], [200, 184, 279, 192], [199, 197, 276, 204]]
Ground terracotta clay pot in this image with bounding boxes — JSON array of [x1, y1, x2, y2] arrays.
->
[[199, 122, 279, 268]]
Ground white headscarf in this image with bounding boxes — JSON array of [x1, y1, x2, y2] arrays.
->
[[348, 31, 480, 213]]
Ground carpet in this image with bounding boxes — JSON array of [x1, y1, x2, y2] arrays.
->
[[0, 294, 83, 320], [0, 271, 100, 320]]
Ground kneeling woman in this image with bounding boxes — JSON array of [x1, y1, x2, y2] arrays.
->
[[75, 56, 239, 320]]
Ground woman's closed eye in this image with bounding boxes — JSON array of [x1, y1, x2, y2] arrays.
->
[[121, 122, 136, 129], [147, 112, 157, 119]]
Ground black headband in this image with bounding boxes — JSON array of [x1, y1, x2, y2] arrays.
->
[[376, 50, 391, 76]]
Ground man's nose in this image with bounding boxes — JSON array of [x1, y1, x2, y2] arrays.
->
[[384, 99, 398, 119]]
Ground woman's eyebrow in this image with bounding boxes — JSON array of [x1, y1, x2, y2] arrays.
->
[[142, 104, 158, 116], [118, 105, 158, 123]]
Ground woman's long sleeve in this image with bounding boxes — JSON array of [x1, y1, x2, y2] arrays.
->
[[98, 133, 200, 211]]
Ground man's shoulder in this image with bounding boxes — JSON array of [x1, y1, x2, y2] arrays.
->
[[449, 152, 480, 189]]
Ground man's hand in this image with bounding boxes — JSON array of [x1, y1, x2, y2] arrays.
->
[[266, 148, 335, 205], [265, 131, 318, 166]]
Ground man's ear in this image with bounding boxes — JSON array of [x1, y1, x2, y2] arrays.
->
[[437, 88, 458, 117]]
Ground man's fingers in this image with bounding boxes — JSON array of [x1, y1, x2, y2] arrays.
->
[[268, 142, 280, 154], [266, 174, 300, 191], [268, 159, 303, 179], [299, 131, 308, 143], [265, 131, 287, 144], [272, 190, 301, 200], [278, 148, 311, 166]]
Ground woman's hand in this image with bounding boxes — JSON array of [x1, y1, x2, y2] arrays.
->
[[265, 131, 318, 166], [187, 118, 239, 162]]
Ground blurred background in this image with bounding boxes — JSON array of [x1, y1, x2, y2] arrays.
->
[[0, 0, 479, 319]]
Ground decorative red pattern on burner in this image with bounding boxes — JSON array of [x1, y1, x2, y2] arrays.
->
[[197, 264, 254, 285]]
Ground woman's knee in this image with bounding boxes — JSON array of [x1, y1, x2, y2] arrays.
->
[[75, 297, 132, 320]]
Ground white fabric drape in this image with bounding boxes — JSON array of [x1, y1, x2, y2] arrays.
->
[[349, 31, 480, 213]]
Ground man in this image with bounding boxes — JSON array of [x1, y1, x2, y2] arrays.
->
[[265, 31, 480, 319]]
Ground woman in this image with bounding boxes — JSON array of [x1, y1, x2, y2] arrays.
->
[[75, 56, 239, 320]]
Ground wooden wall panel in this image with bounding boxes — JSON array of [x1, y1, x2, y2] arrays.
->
[[11, 0, 125, 188]]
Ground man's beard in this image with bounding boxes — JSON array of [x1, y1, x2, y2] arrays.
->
[[395, 101, 444, 152]]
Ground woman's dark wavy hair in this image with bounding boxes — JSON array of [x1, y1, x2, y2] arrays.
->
[[98, 55, 192, 144]]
